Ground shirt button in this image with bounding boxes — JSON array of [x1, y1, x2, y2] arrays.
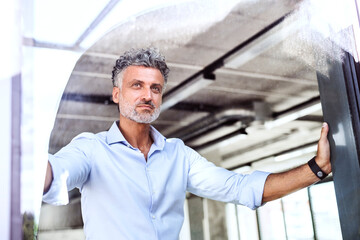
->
[[152, 215, 156, 219]]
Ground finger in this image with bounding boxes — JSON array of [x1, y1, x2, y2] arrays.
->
[[320, 122, 329, 140]]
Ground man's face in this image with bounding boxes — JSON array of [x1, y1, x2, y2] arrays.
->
[[112, 66, 165, 124]]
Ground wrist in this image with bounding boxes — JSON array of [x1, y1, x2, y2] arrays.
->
[[315, 156, 331, 174], [308, 156, 328, 180]]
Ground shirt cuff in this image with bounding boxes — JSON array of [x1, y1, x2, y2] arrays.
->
[[246, 170, 271, 209], [42, 154, 70, 205]]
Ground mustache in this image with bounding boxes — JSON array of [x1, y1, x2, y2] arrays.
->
[[136, 100, 155, 108]]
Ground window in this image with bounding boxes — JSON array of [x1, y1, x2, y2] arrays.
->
[[237, 204, 260, 240], [257, 199, 287, 240], [309, 182, 342, 240], [282, 189, 314, 240], [227, 181, 342, 240]]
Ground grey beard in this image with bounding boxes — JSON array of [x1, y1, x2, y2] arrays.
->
[[123, 107, 161, 124], [119, 97, 161, 124]]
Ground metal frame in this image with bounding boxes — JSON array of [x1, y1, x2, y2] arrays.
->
[[317, 50, 360, 240], [11, 74, 22, 240]]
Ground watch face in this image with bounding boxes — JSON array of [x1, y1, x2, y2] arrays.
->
[[317, 171, 323, 178]]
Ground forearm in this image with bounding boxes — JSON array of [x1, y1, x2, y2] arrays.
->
[[262, 163, 319, 203], [43, 161, 53, 194]]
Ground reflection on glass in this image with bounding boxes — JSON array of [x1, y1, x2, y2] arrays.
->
[[257, 199, 287, 240], [282, 188, 314, 240], [309, 182, 342, 240]]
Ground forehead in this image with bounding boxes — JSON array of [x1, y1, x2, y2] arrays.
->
[[122, 66, 164, 85]]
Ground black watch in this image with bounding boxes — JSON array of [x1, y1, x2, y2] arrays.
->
[[308, 156, 328, 180]]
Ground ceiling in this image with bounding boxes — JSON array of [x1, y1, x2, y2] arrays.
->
[[49, 0, 326, 172]]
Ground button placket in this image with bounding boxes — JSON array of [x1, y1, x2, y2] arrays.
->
[[145, 165, 156, 223]]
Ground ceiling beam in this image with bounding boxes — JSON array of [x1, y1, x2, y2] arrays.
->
[[265, 96, 321, 128], [22, 37, 84, 51], [56, 113, 191, 126], [57, 114, 117, 122], [61, 93, 113, 105], [221, 128, 320, 169], [70, 67, 315, 85], [161, 74, 215, 111], [72, 71, 110, 79], [215, 68, 316, 85], [60, 92, 221, 113], [227, 141, 319, 171]]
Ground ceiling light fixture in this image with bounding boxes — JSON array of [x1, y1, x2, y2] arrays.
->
[[265, 101, 322, 129], [274, 144, 317, 162]]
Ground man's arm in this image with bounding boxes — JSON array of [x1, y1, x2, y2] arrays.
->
[[43, 161, 53, 194], [262, 122, 331, 203]]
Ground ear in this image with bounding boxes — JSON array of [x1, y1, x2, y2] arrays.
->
[[112, 87, 120, 104]]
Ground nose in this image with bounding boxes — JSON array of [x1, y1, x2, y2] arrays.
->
[[142, 87, 153, 102]]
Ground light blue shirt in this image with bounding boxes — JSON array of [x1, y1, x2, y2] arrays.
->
[[43, 121, 270, 240]]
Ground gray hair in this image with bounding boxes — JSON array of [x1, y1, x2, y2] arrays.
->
[[112, 47, 170, 89]]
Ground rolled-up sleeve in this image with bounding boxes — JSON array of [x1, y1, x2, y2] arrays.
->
[[42, 133, 95, 205], [186, 146, 270, 210]]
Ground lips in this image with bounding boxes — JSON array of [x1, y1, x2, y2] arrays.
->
[[136, 104, 154, 110]]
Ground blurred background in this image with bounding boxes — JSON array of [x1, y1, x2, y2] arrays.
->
[[1, 0, 360, 239]]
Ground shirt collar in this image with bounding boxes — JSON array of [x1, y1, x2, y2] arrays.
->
[[149, 125, 166, 150], [106, 121, 127, 145], [106, 121, 166, 150]]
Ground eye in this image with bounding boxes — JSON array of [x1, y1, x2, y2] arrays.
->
[[132, 82, 141, 88], [151, 86, 161, 93]]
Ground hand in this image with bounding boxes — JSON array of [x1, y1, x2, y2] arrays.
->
[[315, 122, 331, 174]]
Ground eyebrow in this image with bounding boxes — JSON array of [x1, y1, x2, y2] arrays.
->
[[129, 79, 163, 87], [130, 79, 144, 83]]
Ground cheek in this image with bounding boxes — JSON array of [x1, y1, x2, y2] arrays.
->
[[155, 95, 162, 106], [122, 92, 138, 103]]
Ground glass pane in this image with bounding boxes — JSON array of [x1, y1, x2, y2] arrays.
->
[[226, 204, 240, 240], [257, 199, 286, 240], [282, 188, 314, 240], [237, 204, 259, 240], [309, 182, 342, 240]]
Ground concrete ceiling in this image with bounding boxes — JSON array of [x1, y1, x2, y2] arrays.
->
[[49, 0, 325, 171]]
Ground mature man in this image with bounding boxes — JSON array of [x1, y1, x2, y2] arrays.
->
[[43, 48, 331, 239]]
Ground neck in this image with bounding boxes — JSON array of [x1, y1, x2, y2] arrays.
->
[[118, 115, 153, 149]]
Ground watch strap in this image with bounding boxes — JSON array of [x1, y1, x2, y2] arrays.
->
[[308, 156, 328, 180]]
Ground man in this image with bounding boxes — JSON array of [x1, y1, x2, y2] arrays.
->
[[43, 48, 331, 239]]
